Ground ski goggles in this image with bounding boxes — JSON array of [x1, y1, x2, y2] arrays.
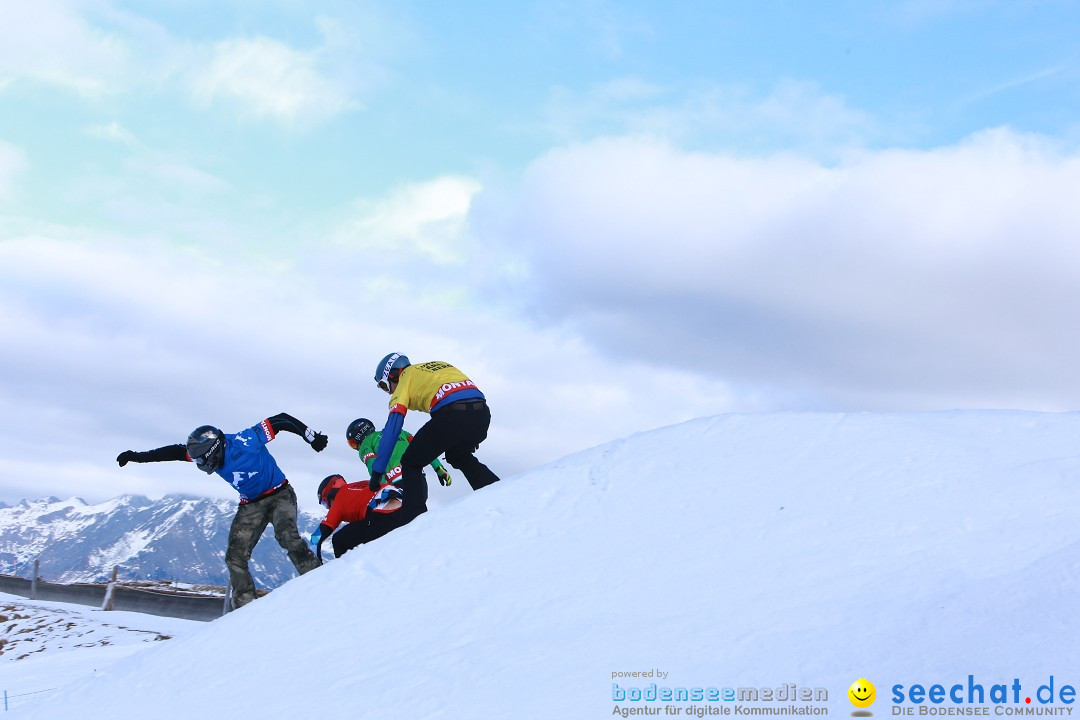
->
[[191, 438, 223, 474]]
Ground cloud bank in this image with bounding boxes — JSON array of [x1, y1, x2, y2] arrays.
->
[[5, 121, 1080, 508], [476, 128, 1080, 410], [0, 198, 737, 507]]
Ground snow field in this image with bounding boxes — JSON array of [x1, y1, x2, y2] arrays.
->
[[8, 410, 1080, 719]]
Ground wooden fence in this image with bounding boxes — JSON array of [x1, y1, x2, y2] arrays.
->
[[0, 563, 229, 622]]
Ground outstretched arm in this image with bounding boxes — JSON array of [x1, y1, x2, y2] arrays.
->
[[266, 413, 328, 451], [116, 444, 189, 467]]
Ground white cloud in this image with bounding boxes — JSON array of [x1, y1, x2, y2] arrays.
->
[[0, 225, 737, 507], [0, 0, 131, 96], [334, 176, 483, 266], [59, 125, 235, 232], [0, 3, 376, 125], [475, 128, 1080, 411], [191, 36, 357, 125]]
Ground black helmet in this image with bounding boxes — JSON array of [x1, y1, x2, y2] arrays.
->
[[318, 474, 348, 508], [374, 353, 410, 392], [346, 418, 376, 450], [187, 425, 225, 475]]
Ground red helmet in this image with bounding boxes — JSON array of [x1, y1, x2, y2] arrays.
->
[[318, 474, 348, 508]]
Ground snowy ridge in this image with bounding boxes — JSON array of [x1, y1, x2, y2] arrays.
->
[[0, 494, 322, 587], [0, 592, 200, 714], [0, 595, 177, 662], [13, 410, 1080, 719]]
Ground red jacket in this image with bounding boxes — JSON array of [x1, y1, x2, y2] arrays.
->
[[321, 482, 397, 532]]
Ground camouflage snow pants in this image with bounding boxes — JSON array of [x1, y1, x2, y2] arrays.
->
[[225, 483, 319, 609]]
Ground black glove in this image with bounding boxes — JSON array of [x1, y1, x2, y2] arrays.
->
[[310, 432, 328, 452], [368, 472, 384, 492], [116, 451, 139, 467]]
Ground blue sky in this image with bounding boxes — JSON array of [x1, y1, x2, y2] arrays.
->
[[2, 0, 1080, 507]]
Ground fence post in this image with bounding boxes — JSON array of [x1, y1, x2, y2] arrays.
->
[[30, 559, 39, 600], [101, 566, 118, 611]]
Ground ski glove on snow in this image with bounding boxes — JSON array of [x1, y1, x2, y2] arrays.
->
[[436, 466, 452, 486]]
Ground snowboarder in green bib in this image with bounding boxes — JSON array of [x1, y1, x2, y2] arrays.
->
[[345, 417, 451, 529]]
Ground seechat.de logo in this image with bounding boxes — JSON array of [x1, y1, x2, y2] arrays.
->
[[850, 679, 877, 716]]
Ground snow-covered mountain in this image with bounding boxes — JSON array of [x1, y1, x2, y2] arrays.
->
[[12, 410, 1080, 719], [0, 494, 322, 587]]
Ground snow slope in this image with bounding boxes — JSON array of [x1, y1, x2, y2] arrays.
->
[[12, 411, 1080, 719], [0, 593, 199, 713]]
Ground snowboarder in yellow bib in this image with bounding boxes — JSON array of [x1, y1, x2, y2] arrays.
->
[[369, 354, 501, 518]]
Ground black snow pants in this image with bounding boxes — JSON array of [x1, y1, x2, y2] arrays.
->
[[401, 399, 500, 493], [330, 469, 431, 557]]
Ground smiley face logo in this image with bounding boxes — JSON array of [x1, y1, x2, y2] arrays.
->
[[848, 679, 876, 709]]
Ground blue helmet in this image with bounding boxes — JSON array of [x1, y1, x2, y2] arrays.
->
[[374, 353, 410, 392]]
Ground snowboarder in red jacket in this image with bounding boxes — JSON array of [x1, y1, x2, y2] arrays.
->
[[309, 474, 403, 559]]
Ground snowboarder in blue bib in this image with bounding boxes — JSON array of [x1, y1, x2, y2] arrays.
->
[[116, 413, 327, 608]]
